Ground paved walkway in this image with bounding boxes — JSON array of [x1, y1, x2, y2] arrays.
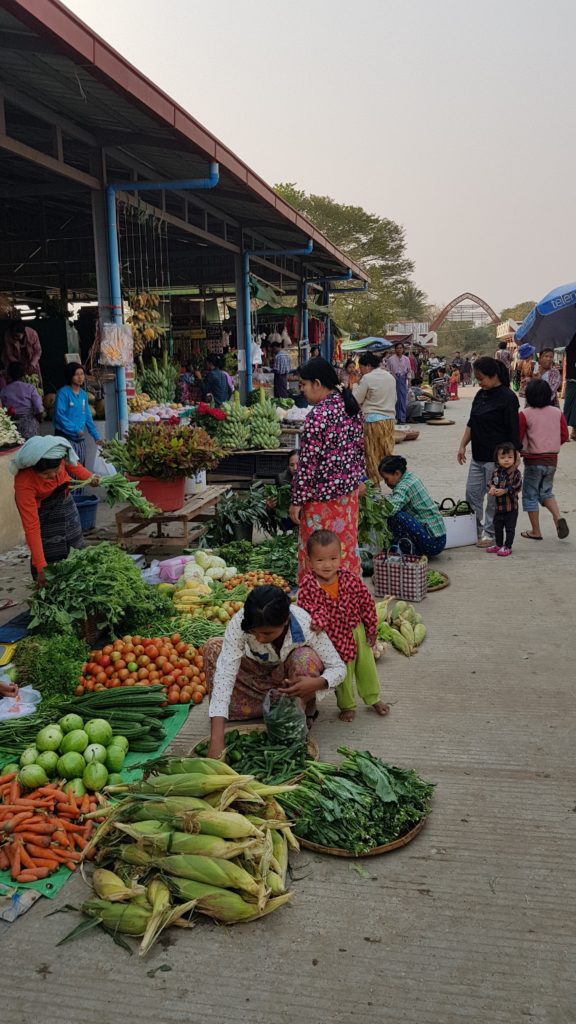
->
[[3, 391, 576, 1024]]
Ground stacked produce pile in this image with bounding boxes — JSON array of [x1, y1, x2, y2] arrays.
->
[[0, 772, 101, 884], [13, 715, 128, 795], [195, 730, 308, 786], [376, 598, 427, 657], [63, 756, 297, 952], [172, 578, 245, 624], [216, 535, 298, 588], [223, 571, 291, 594], [136, 352, 177, 403], [0, 686, 179, 772], [28, 542, 173, 637], [77, 635, 206, 706], [249, 388, 281, 449], [215, 398, 251, 449], [278, 747, 434, 855], [0, 405, 23, 448]]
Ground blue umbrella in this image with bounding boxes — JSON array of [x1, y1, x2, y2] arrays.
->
[[515, 282, 576, 350]]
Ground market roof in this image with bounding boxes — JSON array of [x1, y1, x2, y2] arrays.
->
[[0, 0, 368, 292]]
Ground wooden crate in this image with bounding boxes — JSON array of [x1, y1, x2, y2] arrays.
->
[[115, 484, 227, 551]]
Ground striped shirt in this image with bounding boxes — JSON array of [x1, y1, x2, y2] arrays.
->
[[273, 350, 292, 375], [387, 470, 445, 539]]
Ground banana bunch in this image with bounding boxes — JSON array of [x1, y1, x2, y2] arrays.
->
[[127, 292, 164, 353], [128, 392, 152, 412], [137, 352, 178, 403], [217, 397, 251, 449], [249, 388, 281, 450]]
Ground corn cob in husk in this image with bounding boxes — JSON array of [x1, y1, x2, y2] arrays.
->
[[168, 877, 293, 924], [116, 822, 260, 860]]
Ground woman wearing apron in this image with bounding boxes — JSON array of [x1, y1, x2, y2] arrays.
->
[[11, 436, 98, 586]]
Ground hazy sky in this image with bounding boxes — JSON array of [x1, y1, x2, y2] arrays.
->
[[63, 0, 576, 311]]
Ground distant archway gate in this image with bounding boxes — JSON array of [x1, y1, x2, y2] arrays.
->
[[429, 292, 501, 332]]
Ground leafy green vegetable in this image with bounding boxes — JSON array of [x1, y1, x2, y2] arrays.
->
[[12, 634, 88, 700], [278, 747, 434, 854], [215, 533, 298, 585], [358, 483, 393, 551], [28, 543, 165, 636], [73, 474, 159, 518]]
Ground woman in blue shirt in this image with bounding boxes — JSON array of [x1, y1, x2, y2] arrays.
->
[[54, 362, 99, 465]]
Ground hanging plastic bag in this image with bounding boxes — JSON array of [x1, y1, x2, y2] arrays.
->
[[0, 683, 42, 721], [263, 689, 307, 745], [99, 323, 134, 366]]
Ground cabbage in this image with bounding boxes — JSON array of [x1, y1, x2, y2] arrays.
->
[[208, 556, 226, 569], [20, 746, 39, 767], [194, 551, 211, 569], [84, 719, 113, 746], [222, 566, 238, 581], [36, 750, 59, 776], [205, 566, 225, 579], [184, 562, 205, 581], [36, 725, 63, 752]]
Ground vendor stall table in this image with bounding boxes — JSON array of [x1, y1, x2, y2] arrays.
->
[[115, 484, 227, 550]]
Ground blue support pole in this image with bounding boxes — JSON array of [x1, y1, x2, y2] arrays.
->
[[301, 277, 309, 363], [104, 163, 219, 434]]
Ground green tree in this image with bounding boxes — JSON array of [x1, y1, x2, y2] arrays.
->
[[436, 321, 497, 357], [500, 301, 535, 322], [275, 183, 427, 335]]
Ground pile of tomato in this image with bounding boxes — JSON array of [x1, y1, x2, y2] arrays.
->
[[223, 571, 290, 593], [76, 633, 206, 705]]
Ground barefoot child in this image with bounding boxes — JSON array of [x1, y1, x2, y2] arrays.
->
[[486, 442, 522, 556], [297, 529, 389, 722]]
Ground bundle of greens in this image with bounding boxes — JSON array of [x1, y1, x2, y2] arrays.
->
[[73, 474, 159, 518], [12, 634, 88, 700], [245, 534, 298, 586], [28, 542, 169, 636], [195, 729, 308, 785], [215, 540, 254, 573], [358, 482, 393, 551], [263, 483, 292, 527], [278, 747, 434, 854]]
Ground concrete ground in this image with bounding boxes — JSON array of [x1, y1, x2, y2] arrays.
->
[[3, 390, 576, 1024]]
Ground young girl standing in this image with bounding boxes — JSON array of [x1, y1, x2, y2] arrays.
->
[[519, 379, 569, 541], [486, 442, 522, 556], [297, 529, 389, 723]]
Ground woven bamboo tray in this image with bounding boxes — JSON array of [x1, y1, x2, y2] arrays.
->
[[426, 570, 450, 592], [192, 722, 320, 762], [298, 816, 427, 858]]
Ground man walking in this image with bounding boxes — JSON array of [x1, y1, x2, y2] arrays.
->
[[387, 342, 412, 424]]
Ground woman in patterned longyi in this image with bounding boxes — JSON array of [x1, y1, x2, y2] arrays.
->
[[289, 358, 366, 583]]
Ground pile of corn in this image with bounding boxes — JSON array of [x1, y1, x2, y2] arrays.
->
[[75, 757, 297, 953], [376, 597, 427, 657]]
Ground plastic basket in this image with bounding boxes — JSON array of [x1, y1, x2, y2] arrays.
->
[[72, 492, 99, 531], [253, 451, 291, 477]]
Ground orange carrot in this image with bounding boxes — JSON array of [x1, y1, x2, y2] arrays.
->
[[51, 829, 71, 848], [16, 867, 51, 881], [25, 842, 60, 861], [18, 844, 36, 870], [0, 847, 9, 870], [65, 861, 78, 871], [72, 833, 89, 851], [14, 821, 56, 835], [0, 811, 34, 832], [17, 833, 51, 847], [80, 794, 91, 814], [9, 778, 20, 803], [49, 846, 81, 863], [0, 771, 17, 786], [11, 842, 21, 879], [55, 819, 86, 833]]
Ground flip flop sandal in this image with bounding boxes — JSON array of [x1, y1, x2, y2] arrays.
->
[[556, 518, 569, 539], [306, 709, 319, 730], [521, 531, 542, 540]]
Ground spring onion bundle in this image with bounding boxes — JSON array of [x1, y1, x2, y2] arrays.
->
[[72, 473, 159, 518]]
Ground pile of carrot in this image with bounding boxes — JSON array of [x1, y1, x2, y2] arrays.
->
[[0, 770, 103, 884]]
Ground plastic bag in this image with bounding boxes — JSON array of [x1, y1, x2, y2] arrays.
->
[[263, 689, 307, 745], [0, 684, 42, 721], [99, 322, 134, 366], [92, 453, 117, 477]]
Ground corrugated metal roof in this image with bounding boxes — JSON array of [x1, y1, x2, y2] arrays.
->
[[0, 0, 368, 281]]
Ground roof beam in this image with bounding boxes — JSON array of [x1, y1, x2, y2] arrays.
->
[[0, 133, 100, 189], [118, 191, 240, 254], [0, 78, 96, 147]]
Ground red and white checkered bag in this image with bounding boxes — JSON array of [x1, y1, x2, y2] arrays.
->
[[373, 550, 428, 602]]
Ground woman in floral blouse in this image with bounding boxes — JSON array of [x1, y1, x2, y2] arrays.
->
[[289, 358, 366, 582]]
